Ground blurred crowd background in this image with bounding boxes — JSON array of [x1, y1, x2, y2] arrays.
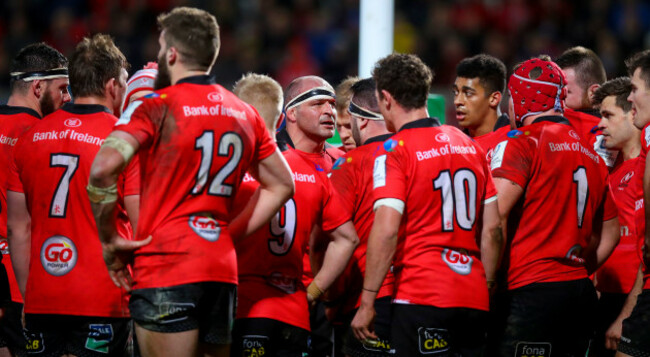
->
[[1, 0, 649, 123]]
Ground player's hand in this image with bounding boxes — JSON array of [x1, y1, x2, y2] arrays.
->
[[102, 235, 152, 291], [604, 318, 623, 350], [351, 303, 377, 342]]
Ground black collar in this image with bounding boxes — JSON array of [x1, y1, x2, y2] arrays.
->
[[0, 105, 41, 119], [531, 115, 571, 126], [398, 117, 441, 132], [176, 75, 217, 85], [276, 128, 295, 149], [578, 108, 601, 118], [495, 114, 511, 130], [363, 133, 393, 145], [63, 103, 111, 115]]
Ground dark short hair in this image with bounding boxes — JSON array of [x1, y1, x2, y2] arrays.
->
[[456, 54, 506, 95], [372, 53, 433, 110], [592, 77, 632, 112], [626, 49, 650, 89], [555, 46, 606, 89], [69, 34, 128, 98], [350, 78, 379, 112], [9, 43, 68, 93], [158, 7, 220, 71]]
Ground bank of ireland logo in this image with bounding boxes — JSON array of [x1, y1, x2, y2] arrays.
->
[[64, 118, 82, 128], [568, 130, 581, 141], [207, 92, 223, 102], [435, 133, 450, 143], [189, 215, 221, 242], [441, 248, 473, 275], [40, 236, 77, 276]]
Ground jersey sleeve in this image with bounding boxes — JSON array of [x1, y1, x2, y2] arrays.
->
[[484, 168, 498, 204], [7, 143, 24, 193], [490, 138, 532, 188], [601, 185, 618, 221], [122, 154, 141, 196], [372, 145, 407, 203], [329, 154, 356, 218], [252, 112, 277, 162], [321, 176, 351, 232], [114, 99, 157, 149]]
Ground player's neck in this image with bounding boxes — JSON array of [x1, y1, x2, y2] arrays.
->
[[521, 109, 562, 126], [7, 94, 42, 117], [171, 68, 209, 85], [393, 107, 430, 131], [287, 125, 325, 154], [469, 113, 497, 137], [361, 125, 391, 144], [74, 97, 113, 114], [620, 136, 641, 161]]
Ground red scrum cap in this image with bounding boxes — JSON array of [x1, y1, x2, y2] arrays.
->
[[123, 62, 158, 111], [508, 58, 567, 123]]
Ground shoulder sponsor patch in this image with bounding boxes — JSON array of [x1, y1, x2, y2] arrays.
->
[[490, 140, 508, 170], [116, 100, 143, 126], [645, 126, 650, 148], [373, 154, 387, 188]]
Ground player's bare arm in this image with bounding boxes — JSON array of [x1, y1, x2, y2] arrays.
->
[[605, 265, 644, 351], [89, 130, 151, 291], [6, 190, 31, 297], [229, 149, 294, 239], [351, 204, 401, 342], [307, 221, 359, 303], [585, 216, 620, 274], [493, 177, 524, 220], [480, 199, 504, 291]]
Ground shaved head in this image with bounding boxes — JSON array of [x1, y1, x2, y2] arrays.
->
[[284, 75, 334, 109]]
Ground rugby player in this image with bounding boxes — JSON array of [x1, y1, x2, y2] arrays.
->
[[335, 76, 360, 152]]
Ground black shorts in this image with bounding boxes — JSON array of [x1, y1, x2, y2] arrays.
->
[[22, 314, 130, 357], [0, 301, 26, 353], [343, 296, 394, 357], [589, 292, 627, 357], [231, 318, 310, 357], [309, 301, 333, 357], [390, 303, 487, 357], [129, 282, 236, 345], [488, 278, 597, 357], [619, 289, 650, 356]]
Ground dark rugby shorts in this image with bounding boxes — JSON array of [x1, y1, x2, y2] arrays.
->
[[23, 314, 130, 357], [129, 282, 236, 345], [231, 317, 310, 357], [390, 303, 487, 357], [343, 296, 394, 357], [0, 301, 27, 354], [618, 289, 650, 356]]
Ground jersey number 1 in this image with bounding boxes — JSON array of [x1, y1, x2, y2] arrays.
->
[[192, 131, 243, 196]]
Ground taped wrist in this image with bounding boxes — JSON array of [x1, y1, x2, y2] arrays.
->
[[87, 183, 118, 204], [307, 281, 324, 300]]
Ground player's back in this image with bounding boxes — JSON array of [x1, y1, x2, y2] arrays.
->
[[115, 76, 277, 290], [11, 103, 131, 317], [491, 117, 613, 289], [373, 118, 495, 310]]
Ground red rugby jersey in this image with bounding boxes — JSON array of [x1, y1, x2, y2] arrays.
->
[[8, 103, 137, 317], [114, 75, 277, 289], [635, 123, 650, 289], [372, 118, 496, 311], [329, 134, 395, 312], [565, 108, 618, 168], [474, 125, 511, 166], [0, 105, 41, 304], [491, 116, 617, 290], [596, 158, 642, 293], [234, 147, 349, 330]]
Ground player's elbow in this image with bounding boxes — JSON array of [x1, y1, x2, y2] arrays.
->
[[89, 153, 121, 186], [277, 174, 295, 202]]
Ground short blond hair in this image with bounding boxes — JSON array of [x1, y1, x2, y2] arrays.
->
[[233, 73, 283, 130], [335, 76, 359, 113]]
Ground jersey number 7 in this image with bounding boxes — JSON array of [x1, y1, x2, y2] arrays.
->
[[49, 153, 80, 218]]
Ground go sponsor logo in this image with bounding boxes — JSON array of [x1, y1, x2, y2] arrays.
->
[[189, 215, 221, 242], [441, 248, 473, 275], [40, 236, 77, 276]]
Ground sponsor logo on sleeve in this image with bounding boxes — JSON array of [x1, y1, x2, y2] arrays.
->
[[491, 140, 508, 170], [242, 335, 270, 357], [645, 126, 650, 148], [40, 236, 77, 276], [85, 324, 114, 354], [515, 342, 551, 357], [116, 100, 143, 126], [441, 248, 473, 275], [64, 118, 82, 128], [0, 239, 9, 255], [418, 328, 449, 354], [373, 154, 387, 188], [189, 215, 221, 242]]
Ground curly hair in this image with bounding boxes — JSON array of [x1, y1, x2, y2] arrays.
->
[[372, 53, 433, 110]]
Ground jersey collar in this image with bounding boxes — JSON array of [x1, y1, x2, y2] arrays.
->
[[276, 128, 295, 149], [0, 105, 41, 119], [176, 75, 217, 86], [363, 133, 393, 146], [62, 103, 111, 114], [398, 117, 441, 132], [531, 115, 571, 126]]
